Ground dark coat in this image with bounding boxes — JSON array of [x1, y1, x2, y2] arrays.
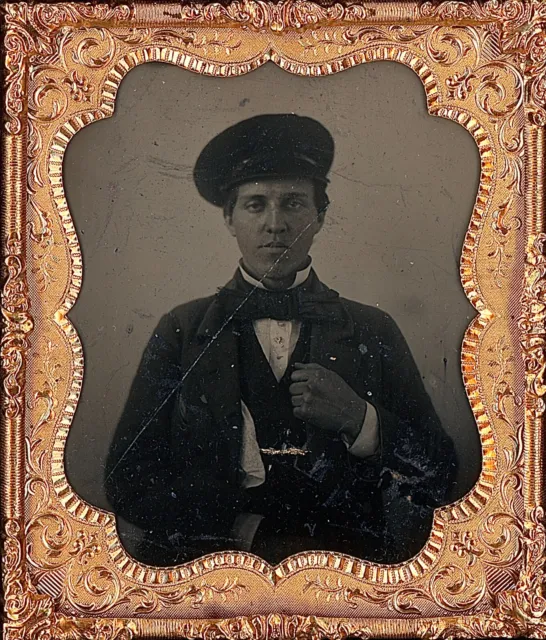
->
[[105, 272, 458, 566]]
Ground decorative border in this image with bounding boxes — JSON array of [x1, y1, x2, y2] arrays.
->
[[2, 1, 546, 638]]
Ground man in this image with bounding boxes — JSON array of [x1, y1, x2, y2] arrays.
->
[[105, 114, 458, 567]]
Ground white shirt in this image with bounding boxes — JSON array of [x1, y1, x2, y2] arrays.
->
[[238, 264, 379, 489]]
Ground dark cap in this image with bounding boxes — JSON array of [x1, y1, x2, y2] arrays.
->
[[193, 114, 334, 207]]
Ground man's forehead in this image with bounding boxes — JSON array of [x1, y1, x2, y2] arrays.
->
[[237, 178, 314, 197]]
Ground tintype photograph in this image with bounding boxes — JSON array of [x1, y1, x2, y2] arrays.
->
[[5, 1, 544, 637], [64, 61, 482, 568]]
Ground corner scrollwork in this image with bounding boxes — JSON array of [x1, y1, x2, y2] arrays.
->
[[483, 507, 546, 638], [492, 510, 546, 638], [3, 517, 53, 640], [420, 0, 546, 122], [3, 2, 132, 135], [491, 0, 546, 125], [418, 510, 546, 638], [3, 518, 136, 640]]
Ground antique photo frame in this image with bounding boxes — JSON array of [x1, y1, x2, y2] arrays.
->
[[2, 1, 546, 638]]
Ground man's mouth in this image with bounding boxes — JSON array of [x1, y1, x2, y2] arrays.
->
[[261, 242, 289, 249]]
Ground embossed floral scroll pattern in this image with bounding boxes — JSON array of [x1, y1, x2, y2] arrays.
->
[[2, 1, 546, 639]]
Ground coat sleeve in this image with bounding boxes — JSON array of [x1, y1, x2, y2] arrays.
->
[[351, 310, 459, 560], [104, 311, 241, 545]]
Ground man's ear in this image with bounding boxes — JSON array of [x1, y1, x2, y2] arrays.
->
[[313, 183, 329, 230], [224, 212, 237, 237], [315, 207, 327, 231]]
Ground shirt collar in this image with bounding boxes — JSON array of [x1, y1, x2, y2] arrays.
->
[[239, 259, 313, 290]]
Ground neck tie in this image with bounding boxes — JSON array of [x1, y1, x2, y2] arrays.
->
[[216, 286, 345, 323]]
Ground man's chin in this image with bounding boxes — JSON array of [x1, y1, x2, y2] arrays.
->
[[260, 263, 298, 280]]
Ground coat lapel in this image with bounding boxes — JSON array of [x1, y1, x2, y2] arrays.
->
[[194, 295, 242, 424], [190, 296, 244, 480], [294, 272, 363, 385], [309, 304, 362, 385]]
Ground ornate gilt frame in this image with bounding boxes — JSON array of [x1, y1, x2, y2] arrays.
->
[[2, 1, 546, 638]]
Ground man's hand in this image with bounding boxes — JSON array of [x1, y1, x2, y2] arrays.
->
[[289, 362, 368, 443]]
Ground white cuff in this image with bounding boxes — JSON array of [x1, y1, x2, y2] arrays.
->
[[344, 402, 380, 458]]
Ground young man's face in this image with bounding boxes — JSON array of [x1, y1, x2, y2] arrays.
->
[[224, 178, 325, 289]]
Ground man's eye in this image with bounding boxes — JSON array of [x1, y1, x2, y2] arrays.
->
[[286, 199, 304, 210], [245, 201, 264, 212]]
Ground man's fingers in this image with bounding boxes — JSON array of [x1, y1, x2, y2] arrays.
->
[[289, 381, 308, 395], [291, 369, 311, 382], [291, 395, 304, 407]]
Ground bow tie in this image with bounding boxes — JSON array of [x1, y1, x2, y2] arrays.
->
[[216, 286, 345, 323]]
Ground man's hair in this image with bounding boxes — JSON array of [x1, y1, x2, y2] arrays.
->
[[223, 180, 330, 220]]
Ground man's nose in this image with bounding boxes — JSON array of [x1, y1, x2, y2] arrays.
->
[[264, 205, 288, 233]]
